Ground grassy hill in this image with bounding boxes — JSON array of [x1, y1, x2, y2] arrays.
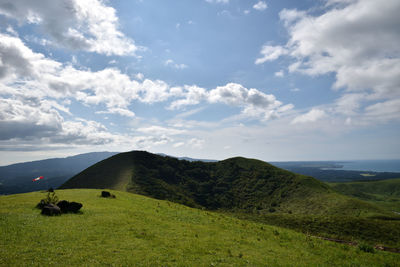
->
[[60, 151, 387, 216], [1, 189, 399, 266], [59, 151, 400, 247], [329, 178, 400, 212]]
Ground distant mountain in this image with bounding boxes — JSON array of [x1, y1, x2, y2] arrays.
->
[[61, 151, 386, 216], [0, 152, 118, 195]]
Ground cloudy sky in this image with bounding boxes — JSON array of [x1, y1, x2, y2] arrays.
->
[[0, 0, 399, 165]]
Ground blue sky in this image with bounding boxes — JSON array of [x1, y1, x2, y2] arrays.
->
[[0, 0, 399, 165]]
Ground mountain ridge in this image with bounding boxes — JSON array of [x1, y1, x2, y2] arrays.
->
[[0, 151, 118, 194], [60, 150, 388, 216]]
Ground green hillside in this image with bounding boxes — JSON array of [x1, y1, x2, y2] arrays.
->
[[1, 189, 399, 266], [329, 179, 400, 212], [60, 151, 387, 217]]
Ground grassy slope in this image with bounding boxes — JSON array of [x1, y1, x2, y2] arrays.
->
[[59, 152, 400, 247], [329, 178, 400, 212], [1, 189, 399, 266], [60, 153, 134, 191], [61, 151, 389, 217]]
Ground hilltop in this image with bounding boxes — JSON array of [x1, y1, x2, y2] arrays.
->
[[0, 189, 399, 266], [61, 151, 387, 216]]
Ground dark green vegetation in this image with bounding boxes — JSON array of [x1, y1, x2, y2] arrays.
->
[[329, 179, 400, 212], [1, 189, 399, 266], [61, 151, 400, 247], [62, 151, 372, 214], [0, 152, 117, 195]]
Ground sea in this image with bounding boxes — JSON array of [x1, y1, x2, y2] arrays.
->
[[331, 160, 400, 173]]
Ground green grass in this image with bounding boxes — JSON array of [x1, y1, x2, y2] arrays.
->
[[61, 151, 391, 217], [235, 213, 400, 247], [1, 189, 399, 266], [329, 178, 400, 212]]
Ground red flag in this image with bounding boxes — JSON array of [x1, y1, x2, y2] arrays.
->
[[32, 176, 44, 182]]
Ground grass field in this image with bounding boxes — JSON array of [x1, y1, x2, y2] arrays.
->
[[1, 189, 399, 266], [329, 178, 400, 212]]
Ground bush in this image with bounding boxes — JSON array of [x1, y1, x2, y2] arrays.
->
[[36, 191, 59, 209], [358, 243, 375, 253], [269, 207, 276, 213]]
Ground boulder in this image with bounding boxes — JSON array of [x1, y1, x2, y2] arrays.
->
[[68, 202, 83, 213], [36, 199, 47, 209], [56, 200, 70, 213], [41, 204, 61, 216], [56, 200, 83, 213], [101, 191, 111, 198]]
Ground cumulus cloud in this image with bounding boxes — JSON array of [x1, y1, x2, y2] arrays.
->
[[169, 85, 207, 110], [0, 96, 130, 149], [253, 1, 268, 11], [1, 33, 292, 124], [0, 31, 294, 151], [0, 0, 137, 56], [257, 0, 400, 123], [170, 83, 293, 120], [0, 33, 172, 110], [0, 98, 62, 140], [291, 109, 326, 124]]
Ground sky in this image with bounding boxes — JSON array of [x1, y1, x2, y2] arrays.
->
[[0, 0, 399, 165]]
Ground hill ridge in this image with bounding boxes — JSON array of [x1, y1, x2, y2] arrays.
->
[[60, 150, 388, 217]]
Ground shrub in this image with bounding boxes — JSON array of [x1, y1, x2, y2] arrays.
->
[[358, 243, 375, 253], [269, 207, 276, 213], [36, 191, 59, 209]]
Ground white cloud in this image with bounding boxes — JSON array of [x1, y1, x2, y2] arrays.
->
[[255, 45, 288, 64], [165, 59, 188, 69], [96, 108, 135, 118], [0, 96, 132, 149], [205, 0, 229, 4], [0, 33, 173, 110], [188, 138, 205, 149], [135, 73, 144, 80], [0, 32, 295, 152], [137, 126, 186, 136], [169, 85, 207, 109], [274, 70, 284, 77], [335, 93, 366, 116], [291, 109, 326, 124], [257, 0, 400, 123], [364, 99, 400, 122], [0, 98, 62, 140], [170, 83, 293, 120], [132, 135, 173, 149], [173, 142, 185, 148], [0, 0, 137, 56], [253, 1, 268, 11]]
